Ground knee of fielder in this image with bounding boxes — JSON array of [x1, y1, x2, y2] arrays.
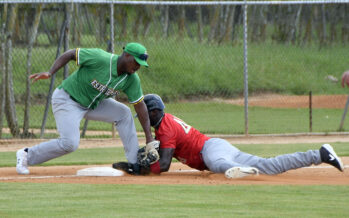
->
[[115, 107, 135, 132], [115, 106, 132, 123], [58, 137, 79, 153]]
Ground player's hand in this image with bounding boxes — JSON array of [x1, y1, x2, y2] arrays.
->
[[145, 140, 160, 152], [145, 140, 160, 164], [341, 71, 349, 88], [29, 72, 51, 83]]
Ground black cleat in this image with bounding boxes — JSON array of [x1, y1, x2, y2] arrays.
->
[[320, 144, 344, 172], [112, 162, 140, 175]]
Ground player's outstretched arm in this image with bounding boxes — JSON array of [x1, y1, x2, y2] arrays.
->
[[156, 148, 175, 173], [29, 49, 76, 83], [134, 100, 155, 144]]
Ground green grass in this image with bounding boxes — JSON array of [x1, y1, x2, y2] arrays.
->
[[167, 103, 349, 134], [0, 183, 348, 217], [3, 101, 349, 137], [1, 143, 348, 167], [11, 38, 349, 99], [140, 39, 349, 98], [247, 43, 349, 95], [1, 143, 348, 217], [3, 16, 349, 218]]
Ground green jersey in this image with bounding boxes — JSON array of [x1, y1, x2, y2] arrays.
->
[[60, 48, 143, 109]]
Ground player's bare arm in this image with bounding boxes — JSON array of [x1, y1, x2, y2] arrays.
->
[[158, 148, 175, 172], [29, 49, 76, 83], [134, 100, 155, 144]]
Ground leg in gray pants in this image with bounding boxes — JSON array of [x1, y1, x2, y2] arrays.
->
[[201, 138, 322, 175], [27, 88, 139, 165]]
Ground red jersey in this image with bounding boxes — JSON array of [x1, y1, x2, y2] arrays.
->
[[155, 113, 210, 170]]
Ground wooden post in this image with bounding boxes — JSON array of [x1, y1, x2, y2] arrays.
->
[[81, 119, 89, 138], [309, 91, 312, 132], [338, 95, 349, 131], [40, 5, 67, 138]]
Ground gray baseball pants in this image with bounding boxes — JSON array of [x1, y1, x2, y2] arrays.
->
[[27, 88, 139, 165], [201, 138, 322, 174]]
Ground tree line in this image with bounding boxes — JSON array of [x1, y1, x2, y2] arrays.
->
[[2, 4, 349, 46]]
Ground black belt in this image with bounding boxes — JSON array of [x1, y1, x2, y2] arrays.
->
[[58, 86, 78, 103]]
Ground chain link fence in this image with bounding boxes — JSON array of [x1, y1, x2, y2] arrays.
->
[[1, 0, 349, 139]]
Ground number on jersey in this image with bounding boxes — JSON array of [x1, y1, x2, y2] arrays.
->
[[173, 117, 192, 134]]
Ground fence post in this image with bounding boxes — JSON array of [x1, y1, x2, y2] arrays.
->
[[338, 95, 349, 131], [0, 5, 6, 138], [243, 0, 249, 136], [109, 3, 117, 139], [81, 119, 89, 138], [309, 91, 312, 132], [63, 2, 73, 79]]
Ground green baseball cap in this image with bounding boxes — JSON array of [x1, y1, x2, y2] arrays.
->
[[124, 42, 149, 67]]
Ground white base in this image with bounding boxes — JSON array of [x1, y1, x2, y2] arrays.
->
[[76, 167, 124, 177]]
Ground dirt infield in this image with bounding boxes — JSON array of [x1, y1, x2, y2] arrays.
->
[[221, 94, 349, 109], [1, 134, 349, 186], [1, 160, 348, 185], [1, 136, 349, 186]]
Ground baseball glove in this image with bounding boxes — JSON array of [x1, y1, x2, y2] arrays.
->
[[137, 147, 159, 167], [137, 141, 160, 168]]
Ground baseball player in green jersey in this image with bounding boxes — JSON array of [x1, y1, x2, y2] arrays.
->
[[16, 42, 159, 175]]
